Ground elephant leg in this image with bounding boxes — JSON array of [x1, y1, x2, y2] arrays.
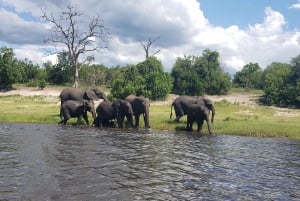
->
[[144, 114, 150, 128], [58, 118, 68, 125], [135, 114, 140, 128], [98, 116, 103, 128], [76, 115, 83, 125], [197, 119, 204, 132], [186, 115, 191, 131], [118, 116, 125, 128], [58, 119, 65, 125], [83, 112, 89, 125], [205, 117, 212, 134], [126, 114, 134, 127], [174, 105, 184, 122]]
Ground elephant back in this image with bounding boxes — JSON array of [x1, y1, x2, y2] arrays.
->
[[96, 100, 113, 113], [60, 88, 87, 105]]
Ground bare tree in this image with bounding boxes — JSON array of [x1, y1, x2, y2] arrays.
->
[[139, 36, 161, 59], [41, 3, 110, 88]]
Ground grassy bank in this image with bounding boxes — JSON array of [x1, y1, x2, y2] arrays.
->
[[0, 91, 300, 139]]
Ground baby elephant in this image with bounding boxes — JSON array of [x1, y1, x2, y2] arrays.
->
[[59, 100, 96, 125], [186, 104, 213, 134]]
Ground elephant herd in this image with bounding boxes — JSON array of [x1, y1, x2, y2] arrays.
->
[[58, 88, 215, 134]]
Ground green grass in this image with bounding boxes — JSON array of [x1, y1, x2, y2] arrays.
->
[[1, 91, 300, 139]]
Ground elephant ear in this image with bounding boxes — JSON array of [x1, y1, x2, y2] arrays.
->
[[84, 88, 99, 101]]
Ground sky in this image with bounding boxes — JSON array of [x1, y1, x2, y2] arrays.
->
[[0, 0, 300, 75]]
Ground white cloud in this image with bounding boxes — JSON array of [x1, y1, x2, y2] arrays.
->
[[289, 0, 300, 9], [1, 0, 300, 74]]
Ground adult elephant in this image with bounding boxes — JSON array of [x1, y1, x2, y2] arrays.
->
[[59, 87, 108, 105], [94, 99, 134, 128], [170, 95, 215, 123], [125, 95, 150, 128], [186, 104, 213, 134], [59, 100, 96, 125]]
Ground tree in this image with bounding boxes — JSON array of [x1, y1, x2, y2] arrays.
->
[[79, 64, 108, 86], [45, 52, 73, 85], [139, 37, 161, 58], [233, 63, 263, 89], [110, 57, 172, 100], [171, 49, 231, 95], [41, 3, 110, 88], [172, 56, 205, 95], [262, 62, 291, 105], [0, 47, 23, 89]]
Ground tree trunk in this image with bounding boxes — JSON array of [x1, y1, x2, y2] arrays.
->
[[72, 63, 79, 88]]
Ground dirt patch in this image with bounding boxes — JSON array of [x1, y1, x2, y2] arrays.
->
[[0, 88, 61, 97]]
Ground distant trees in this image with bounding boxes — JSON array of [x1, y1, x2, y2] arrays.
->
[[0, 47, 22, 89], [45, 52, 73, 85], [233, 63, 263, 89], [0, 47, 46, 89], [110, 56, 173, 100], [262, 62, 292, 106], [262, 57, 300, 107], [171, 49, 231, 95]]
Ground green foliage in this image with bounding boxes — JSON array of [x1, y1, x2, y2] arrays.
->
[[79, 64, 107, 86], [171, 49, 231, 95], [233, 62, 263, 89], [262, 58, 300, 108], [45, 52, 73, 85], [0, 47, 24, 89], [110, 57, 173, 100]]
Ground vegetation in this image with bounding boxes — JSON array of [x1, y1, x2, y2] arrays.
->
[[233, 62, 263, 89], [171, 49, 232, 95], [0, 88, 299, 139], [0, 47, 47, 89], [110, 56, 173, 100]]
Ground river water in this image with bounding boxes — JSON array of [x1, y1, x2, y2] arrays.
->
[[0, 123, 299, 200]]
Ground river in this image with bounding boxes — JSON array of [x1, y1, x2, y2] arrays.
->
[[0, 123, 299, 200]]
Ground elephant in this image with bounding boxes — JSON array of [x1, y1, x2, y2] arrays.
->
[[186, 103, 213, 134], [125, 95, 150, 128], [170, 95, 215, 124], [93, 99, 134, 128], [93, 100, 115, 128], [58, 100, 96, 125], [59, 87, 108, 105]]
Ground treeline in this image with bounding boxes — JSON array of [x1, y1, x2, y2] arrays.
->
[[1, 46, 300, 108], [233, 57, 300, 108]]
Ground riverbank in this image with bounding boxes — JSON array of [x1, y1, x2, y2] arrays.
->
[[0, 87, 299, 139]]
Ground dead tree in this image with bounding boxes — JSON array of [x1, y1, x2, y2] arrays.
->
[[139, 37, 161, 59], [41, 3, 110, 88]]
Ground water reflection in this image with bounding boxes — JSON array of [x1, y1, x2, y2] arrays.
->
[[0, 123, 299, 200]]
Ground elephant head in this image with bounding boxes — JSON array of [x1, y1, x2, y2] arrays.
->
[[82, 100, 96, 119], [84, 88, 108, 101], [199, 97, 215, 124], [112, 99, 134, 128], [125, 95, 150, 128]]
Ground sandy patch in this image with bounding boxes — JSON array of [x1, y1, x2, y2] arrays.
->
[[0, 88, 60, 97]]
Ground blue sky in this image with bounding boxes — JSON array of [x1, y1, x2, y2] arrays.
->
[[201, 1, 299, 30], [0, 0, 300, 74]]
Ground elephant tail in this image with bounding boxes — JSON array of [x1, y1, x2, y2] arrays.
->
[[170, 103, 173, 119]]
